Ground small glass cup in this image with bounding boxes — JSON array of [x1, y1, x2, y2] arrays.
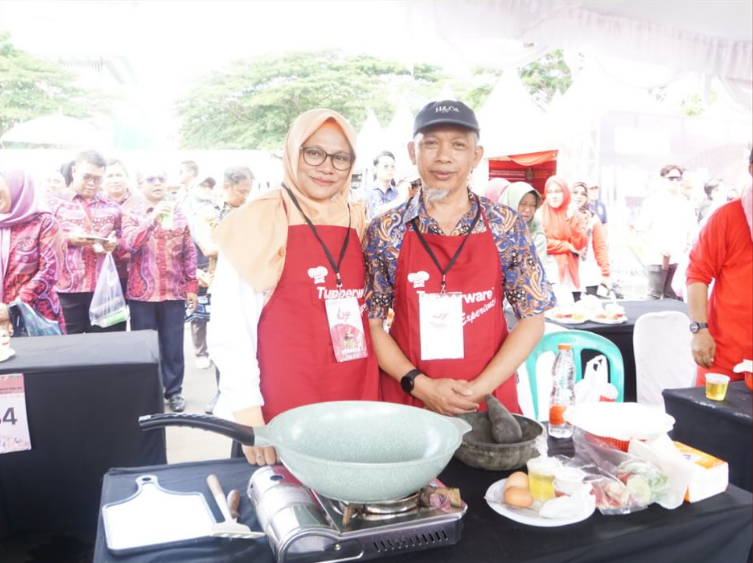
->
[[705, 374, 730, 401], [553, 467, 586, 497], [526, 456, 561, 505]]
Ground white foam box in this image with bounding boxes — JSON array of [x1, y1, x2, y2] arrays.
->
[[674, 442, 729, 503]]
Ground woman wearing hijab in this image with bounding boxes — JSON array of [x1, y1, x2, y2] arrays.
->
[[0, 170, 66, 335], [497, 181, 547, 259], [539, 176, 587, 295], [208, 108, 380, 465], [571, 181, 611, 297]]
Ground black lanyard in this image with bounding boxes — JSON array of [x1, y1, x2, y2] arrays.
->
[[282, 184, 351, 288], [411, 194, 482, 293]]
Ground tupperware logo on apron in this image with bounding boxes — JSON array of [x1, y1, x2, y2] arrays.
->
[[462, 288, 496, 326], [408, 271, 430, 289], [307, 266, 328, 284]]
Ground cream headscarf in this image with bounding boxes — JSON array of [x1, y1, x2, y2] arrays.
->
[[213, 108, 366, 293]]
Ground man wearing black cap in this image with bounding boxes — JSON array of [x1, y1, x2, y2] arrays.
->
[[364, 100, 555, 416]]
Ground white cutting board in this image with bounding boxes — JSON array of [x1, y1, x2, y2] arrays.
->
[[103, 475, 217, 553]]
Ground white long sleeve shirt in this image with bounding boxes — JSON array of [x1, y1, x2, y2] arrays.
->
[[206, 253, 267, 420], [635, 192, 697, 265]]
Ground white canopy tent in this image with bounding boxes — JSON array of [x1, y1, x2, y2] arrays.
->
[[1, 114, 109, 149], [403, 1, 751, 88]]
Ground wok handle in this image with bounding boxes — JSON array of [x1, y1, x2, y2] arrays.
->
[[138, 413, 257, 446]]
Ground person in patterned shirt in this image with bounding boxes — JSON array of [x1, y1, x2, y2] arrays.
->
[[364, 100, 555, 416], [50, 150, 126, 334], [122, 166, 198, 413], [0, 170, 66, 335]]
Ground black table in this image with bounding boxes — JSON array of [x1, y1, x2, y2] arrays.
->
[[93, 450, 753, 563], [544, 299, 689, 401], [0, 331, 167, 538], [664, 382, 753, 493]]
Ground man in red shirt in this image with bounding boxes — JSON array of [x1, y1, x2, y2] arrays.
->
[[686, 151, 753, 384]]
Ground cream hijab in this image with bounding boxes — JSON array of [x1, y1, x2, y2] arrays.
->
[[213, 108, 365, 292]]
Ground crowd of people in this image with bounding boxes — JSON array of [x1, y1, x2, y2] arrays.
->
[[0, 153, 253, 413], [0, 99, 750, 465]]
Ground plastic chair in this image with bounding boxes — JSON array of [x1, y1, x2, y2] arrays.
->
[[524, 330, 625, 420], [633, 311, 696, 408]]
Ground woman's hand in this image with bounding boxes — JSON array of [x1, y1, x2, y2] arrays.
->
[[235, 406, 279, 466], [242, 444, 278, 466]]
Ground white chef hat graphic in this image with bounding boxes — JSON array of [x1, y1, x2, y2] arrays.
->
[[307, 266, 328, 284], [407, 271, 430, 288]]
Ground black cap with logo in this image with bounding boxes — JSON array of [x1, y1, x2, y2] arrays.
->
[[413, 100, 480, 137]]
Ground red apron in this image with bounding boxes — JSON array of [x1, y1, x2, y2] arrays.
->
[[382, 210, 521, 413], [257, 224, 380, 421]]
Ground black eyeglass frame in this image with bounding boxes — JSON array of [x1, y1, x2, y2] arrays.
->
[[300, 146, 355, 171]]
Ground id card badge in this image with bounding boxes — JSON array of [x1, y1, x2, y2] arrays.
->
[[419, 292, 464, 360], [325, 297, 368, 363]]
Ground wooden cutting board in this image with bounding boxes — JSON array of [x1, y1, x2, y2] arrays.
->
[[103, 475, 217, 554]]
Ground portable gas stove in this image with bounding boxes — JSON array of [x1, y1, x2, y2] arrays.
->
[[248, 465, 467, 563]]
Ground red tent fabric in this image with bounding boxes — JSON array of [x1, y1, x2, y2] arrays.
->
[[488, 150, 558, 195]]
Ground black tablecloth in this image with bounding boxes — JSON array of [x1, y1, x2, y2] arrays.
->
[[544, 299, 689, 401], [664, 382, 753, 492], [93, 448, 753, 563], [0, 331, 167, 537]]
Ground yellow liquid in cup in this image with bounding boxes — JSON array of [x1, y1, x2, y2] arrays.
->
[[706, 381, 728, 401], [528, 472, 556, 502]]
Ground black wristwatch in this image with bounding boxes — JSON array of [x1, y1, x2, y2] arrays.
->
[[400, 369, 422, 395], [689, 322, 708, 333]]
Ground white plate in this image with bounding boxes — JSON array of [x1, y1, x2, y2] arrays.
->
[[563, 403, 675, 441], [545, 310, 587, 325], [485, 479, 595, 527], [588, 314, 628, 325], [0, 349, 16, 363]]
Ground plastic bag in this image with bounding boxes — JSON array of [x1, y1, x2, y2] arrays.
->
[[572, 428, 679, 511], [185, 293, 211, 322], [8, 298, 63, 336], [89, 253, 128, 328], [574, 356, 617, 404]]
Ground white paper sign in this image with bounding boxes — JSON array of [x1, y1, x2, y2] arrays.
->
[[0, 373, 31, 454], [419, 292, 464, 360]]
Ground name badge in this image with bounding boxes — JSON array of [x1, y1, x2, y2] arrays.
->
[[419, 292, 464, 360], [0, 374, 32, 454], [325, 297, 368, 363]]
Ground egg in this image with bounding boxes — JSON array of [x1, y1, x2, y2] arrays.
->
[[506, 471, 529, 490], [503, 486, 534, 508]]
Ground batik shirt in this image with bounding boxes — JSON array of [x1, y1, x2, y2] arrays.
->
[[2, 213, 67, 331], [363, 190, 555, 319], [50, 189, 124, 294], [122, 200, 198, 302]]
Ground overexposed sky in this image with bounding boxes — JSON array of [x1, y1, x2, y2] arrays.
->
[[0, 1, 475, 93]]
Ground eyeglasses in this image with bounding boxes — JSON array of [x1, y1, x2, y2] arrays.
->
[[143, 176, 166, 185], [300, 146, 354, 171], [666, 176, 683, 182], [82, 173, 103, 186]]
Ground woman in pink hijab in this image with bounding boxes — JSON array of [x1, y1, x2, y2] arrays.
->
[[0, 170, 66, 335]]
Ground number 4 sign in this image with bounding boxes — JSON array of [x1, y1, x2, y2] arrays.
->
[[0, 374, 31, 454]]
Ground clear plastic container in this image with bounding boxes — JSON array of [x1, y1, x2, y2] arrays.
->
[[549, 343, 575, 439]]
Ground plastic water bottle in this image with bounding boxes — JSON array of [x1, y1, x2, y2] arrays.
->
[[549, 343, 575, 439]]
